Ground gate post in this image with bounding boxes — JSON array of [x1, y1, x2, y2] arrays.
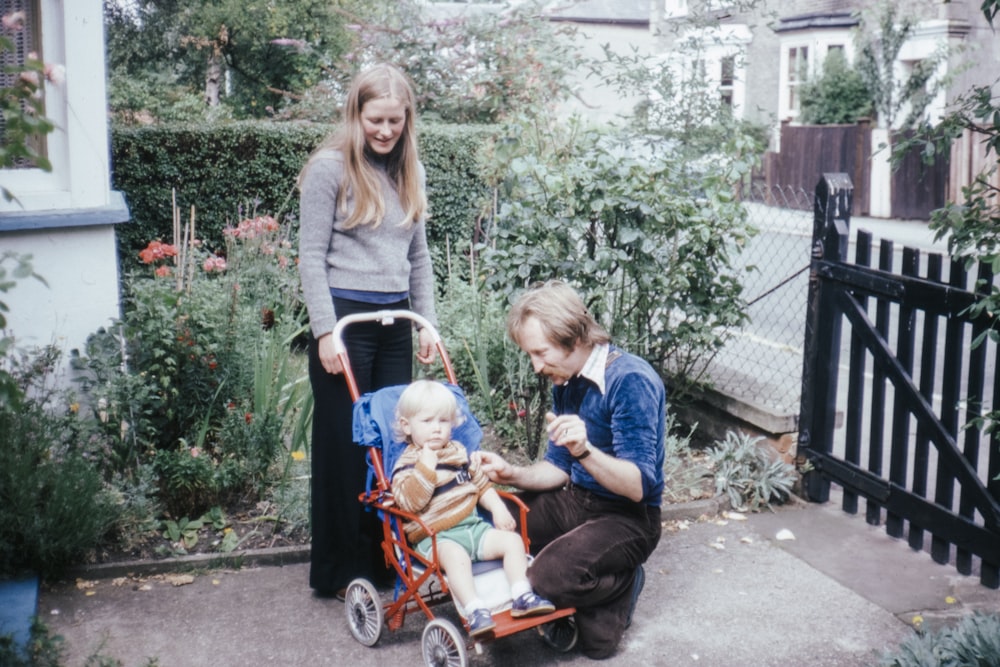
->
[[799, 173, 852, 502]]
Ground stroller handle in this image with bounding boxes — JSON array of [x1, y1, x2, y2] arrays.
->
[[331, 309, 457, 402]]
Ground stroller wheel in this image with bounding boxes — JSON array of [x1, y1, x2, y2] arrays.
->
[[539, 615, 578, 653], [344, 578, 383, 647], [421, 618, 468, 667]]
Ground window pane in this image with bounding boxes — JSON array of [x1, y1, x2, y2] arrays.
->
[[0, 0, 44, 168], [721, 55, 734, 86]]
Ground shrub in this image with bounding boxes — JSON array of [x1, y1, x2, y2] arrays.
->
[[435, 268, 550, 458], [110, 122, 495, 277], [799, 49, 872, 125], [74, 208, 309, 519], [0, 347, 117, 579], [479, 120, 754, 384], [878, 613, 1000, 667], [111, 122, 323, 273], [707, 431, 796, 512], [661, 416, 712, 503]]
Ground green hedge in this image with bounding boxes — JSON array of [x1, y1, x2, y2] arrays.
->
[[111, 121, 496, 273]]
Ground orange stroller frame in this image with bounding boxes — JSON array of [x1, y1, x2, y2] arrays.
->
[[332, 310, 577, 667]]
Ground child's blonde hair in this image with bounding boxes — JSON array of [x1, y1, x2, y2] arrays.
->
[[394, 380, 464, 442]]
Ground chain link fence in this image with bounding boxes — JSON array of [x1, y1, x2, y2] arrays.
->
[[696, 183, 816, 416]]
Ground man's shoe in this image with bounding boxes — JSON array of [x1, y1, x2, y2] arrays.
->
[[467, 608, 496, 638], [625, 565, 645, 629], [511, 591, 556, 618]]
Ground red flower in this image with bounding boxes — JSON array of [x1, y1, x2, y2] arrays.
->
[[139, 240, 178, 264], [245, 412, 253, 424]]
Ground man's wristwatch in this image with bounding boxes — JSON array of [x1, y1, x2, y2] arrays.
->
[[572, 444, 592, 461]]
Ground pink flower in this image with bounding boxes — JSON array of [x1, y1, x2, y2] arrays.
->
[[154, 265, 173, 278], [2, 11, 26, 32], [202, 256, 227, 273], [18, 69, 39, 87], [44, 63, 65, 86], [190, 447, 201, 458]]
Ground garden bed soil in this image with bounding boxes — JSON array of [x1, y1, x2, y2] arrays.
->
[[89, 498, 312, 567], [88, 431, 718, 568]]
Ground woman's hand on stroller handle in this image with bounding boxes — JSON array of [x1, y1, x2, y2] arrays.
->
[[317, 333, 344, 375], [416, 328, 437, 365]]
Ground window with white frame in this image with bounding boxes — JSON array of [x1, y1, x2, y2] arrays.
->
[[720, 54, 735, 109], [786, 45, 809, 115], [776, 23, 855, 122], [0, 0, 44, 168]]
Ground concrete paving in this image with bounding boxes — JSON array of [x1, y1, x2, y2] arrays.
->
[[36, 494, 998, 667]]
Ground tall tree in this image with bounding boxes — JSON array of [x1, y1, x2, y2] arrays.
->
[[104, 0, 358, 121], [854, 2, 949, 129]]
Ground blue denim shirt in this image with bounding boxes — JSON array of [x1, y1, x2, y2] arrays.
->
[[545, 345, 666, 506]]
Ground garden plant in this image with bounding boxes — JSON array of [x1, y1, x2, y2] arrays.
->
[[5, 0, 780, 585]]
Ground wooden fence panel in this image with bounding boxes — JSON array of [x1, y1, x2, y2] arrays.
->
[[890, 129, 948, 219], [768, 121, 870, 215]]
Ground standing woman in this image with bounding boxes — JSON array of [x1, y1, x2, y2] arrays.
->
[[298, 63, 438, 599]]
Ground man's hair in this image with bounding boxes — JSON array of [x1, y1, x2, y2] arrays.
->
[[506, 280, 610, 351]]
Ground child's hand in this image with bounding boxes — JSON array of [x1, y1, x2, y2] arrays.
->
[[418, 443, 438, 466], [492, 507, 516, 532]]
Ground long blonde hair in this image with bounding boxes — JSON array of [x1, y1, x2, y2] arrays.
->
[[307, 63, 427, 229]]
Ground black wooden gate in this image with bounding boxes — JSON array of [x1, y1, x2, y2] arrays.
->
[[797, 173, 1000, 588]]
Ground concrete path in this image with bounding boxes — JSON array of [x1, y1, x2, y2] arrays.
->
[[36, 495, 999, 667]]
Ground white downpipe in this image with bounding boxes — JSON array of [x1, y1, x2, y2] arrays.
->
[[868, 127, 892, 219]]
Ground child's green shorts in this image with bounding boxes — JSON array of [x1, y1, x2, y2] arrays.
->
[[414, 512, 492, 561]]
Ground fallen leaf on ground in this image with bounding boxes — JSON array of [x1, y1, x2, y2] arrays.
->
[[165, 574, 195, 587], [775, 529, 796, 541], [75, 579, 97, 590], [740, 536, 753, 544], [723, 511, 748, 521]]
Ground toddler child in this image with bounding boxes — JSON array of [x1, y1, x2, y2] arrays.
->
[[391, 380, 554, 637]]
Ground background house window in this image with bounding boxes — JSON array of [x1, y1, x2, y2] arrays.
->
[[720, 54, 735, 108], [0, 0, 43, 168], [786, 45, 809, 114]]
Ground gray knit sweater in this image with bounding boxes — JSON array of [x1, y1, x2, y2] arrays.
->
[[298, 149, 438, 338]]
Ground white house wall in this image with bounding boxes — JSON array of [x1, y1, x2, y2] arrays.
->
[[4, 224, 121, 363], [0, 0, 127, 387], [557, 22, 655, 123]]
